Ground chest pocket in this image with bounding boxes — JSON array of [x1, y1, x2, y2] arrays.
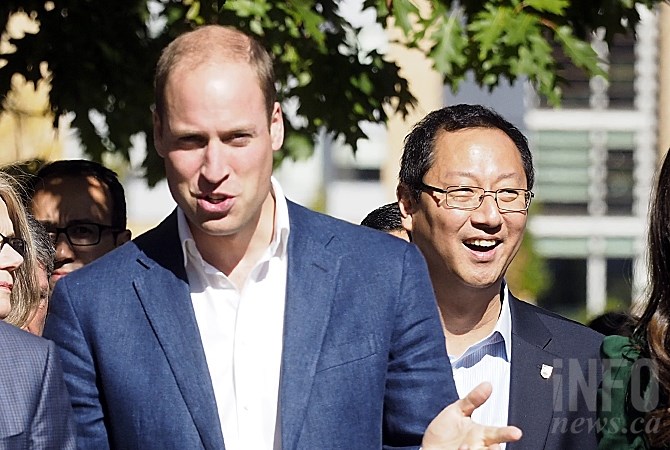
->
[[316, 334, 378, 372]]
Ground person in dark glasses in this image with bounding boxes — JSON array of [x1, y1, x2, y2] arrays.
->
[[30, 159, 131, 290]]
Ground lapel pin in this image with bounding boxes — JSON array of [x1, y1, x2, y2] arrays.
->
[[540, 364, 553, 379]]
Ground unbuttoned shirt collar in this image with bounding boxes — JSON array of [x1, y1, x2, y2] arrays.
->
[[450, 283, 512, 368], [176, 176, 290, 450], [449, 282, 512, 433], [177, 176, 290, 273]]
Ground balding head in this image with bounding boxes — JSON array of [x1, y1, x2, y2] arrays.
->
[[154, 25, 276, 122]]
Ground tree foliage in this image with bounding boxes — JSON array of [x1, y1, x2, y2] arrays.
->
[[0, 0, 665, 184]]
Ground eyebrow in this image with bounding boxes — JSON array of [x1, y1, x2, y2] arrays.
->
[[443, 171, 523, 183]]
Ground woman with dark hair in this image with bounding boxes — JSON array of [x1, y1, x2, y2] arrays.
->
[[598, 150, 670, 448]]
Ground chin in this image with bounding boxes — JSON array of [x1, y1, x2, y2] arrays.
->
[[0, 297, 10, 320]]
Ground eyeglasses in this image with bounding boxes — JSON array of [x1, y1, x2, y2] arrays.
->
[[45, 223, 121, 247], [420, 183, 534, 212], [0, 232, 27, 257]]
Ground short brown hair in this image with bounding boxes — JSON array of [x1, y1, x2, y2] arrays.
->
[[154, 25, 276, 122]]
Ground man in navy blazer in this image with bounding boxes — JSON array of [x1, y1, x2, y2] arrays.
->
[[397, 104, 603, 449], [44, 26, 524, 450], [0, 320, 75, 449]]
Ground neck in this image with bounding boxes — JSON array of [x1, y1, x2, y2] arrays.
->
[[192, 192, 276, 289], [433, 278, 504, 357]]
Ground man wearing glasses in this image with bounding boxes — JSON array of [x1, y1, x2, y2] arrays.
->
[[397, 104, 602, 449], [30, 160, 131, 290]]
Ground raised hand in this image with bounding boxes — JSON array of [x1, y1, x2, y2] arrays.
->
[[422, 382, 523, 450]]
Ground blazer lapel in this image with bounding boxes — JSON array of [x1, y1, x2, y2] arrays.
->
[[279, 202, 341, 450], [507, 296, 559, 450], [133, 212, 225, 450]]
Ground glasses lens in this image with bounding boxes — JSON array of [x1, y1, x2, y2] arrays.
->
[[446, 187, 482, 209], [6, 237, 26, 257], [67, 224, 101, 246], [497, 189, 528, 211]]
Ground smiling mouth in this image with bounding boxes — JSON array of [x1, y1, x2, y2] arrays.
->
[[464, 239, 500, 252]]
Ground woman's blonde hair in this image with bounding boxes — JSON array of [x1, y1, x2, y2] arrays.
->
[[0, 172, 38, 327]]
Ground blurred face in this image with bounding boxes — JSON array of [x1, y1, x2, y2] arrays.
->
[[0, 198, 24, 319], [399, 128, 528, 291], [154, 61, 284, 244], [31, 175, 128, 290], [24, 263, 49, 336]]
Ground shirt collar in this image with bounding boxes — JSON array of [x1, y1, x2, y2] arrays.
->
[[177, 176, 291, 272], [450, 281, 513, 365]]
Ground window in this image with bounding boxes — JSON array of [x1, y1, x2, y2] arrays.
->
[[537, 258, 587, 319]]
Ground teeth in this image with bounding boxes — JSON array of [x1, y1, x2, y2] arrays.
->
[[466, 239, 496, 248]]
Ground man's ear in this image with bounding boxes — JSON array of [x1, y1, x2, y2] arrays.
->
[[153, 109, 165, 158], [397, 183, 417, 234], [115, 229, 132, 247], [270, 102, 284, 152]]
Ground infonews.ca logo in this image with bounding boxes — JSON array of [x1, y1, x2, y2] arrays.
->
[[551, 416, 661, 435], [545, 356, 661, 435]]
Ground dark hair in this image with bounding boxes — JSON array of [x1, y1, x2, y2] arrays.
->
[[635, 150, 670, 445], [361, 203, 404, 233], [587, 311, 635, 337], [31, 160, 127, 229], [399, 104, 534, 200], [26, 214, 55, 277]]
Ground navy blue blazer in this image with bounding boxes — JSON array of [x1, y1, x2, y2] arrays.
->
[[0, 320, 75, 449], [506, 295, 603, 450], [44, 201, 458, 450]]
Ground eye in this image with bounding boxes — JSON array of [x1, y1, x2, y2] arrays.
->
[[176, 134, 207, 150], [448, 187, 477, 199], [68, 224, 96, 238], [227, 133, 252, 146], [497, 189, 521, 202]]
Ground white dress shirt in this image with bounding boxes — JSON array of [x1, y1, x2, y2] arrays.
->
[[179, 177, 290, 450], [450, 284, 512, 435]]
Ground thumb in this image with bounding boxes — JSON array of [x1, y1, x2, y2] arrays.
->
[[459, 382, 493, 417]]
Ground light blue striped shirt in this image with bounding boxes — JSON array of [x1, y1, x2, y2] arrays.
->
[[449, 285, 512, 435]]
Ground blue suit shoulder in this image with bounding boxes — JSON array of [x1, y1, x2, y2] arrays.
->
[[512, 296, 603, 353], [286, 200, 414, 256]]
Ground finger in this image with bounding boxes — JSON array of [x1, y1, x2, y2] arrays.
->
[[483, 425, 523, 445], [459, 382, 493, 417]]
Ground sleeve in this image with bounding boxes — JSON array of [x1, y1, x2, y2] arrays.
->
[[43, 281, 111, 450], [597, 335, 649, 450], [383, 244, 459, 450], [29, 340, 77, 450]]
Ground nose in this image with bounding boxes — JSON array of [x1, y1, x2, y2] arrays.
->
[[0, 243, 24, 271], [470, 193, 503, 228], [54, 232, 76, 263], [200, 140, 231, 184]]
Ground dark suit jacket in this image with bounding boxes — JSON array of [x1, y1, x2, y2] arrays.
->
[[0, 320, 75, 449], [507, 295, 603, 450], [44, 201, 457, 450]]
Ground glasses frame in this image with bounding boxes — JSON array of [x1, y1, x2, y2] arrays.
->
[[47, 222, 122, 247], [0, 231, 27, 257], [419, 182, 534, 212]]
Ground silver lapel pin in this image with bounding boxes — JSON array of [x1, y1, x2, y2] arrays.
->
[[540, 364, 553, 379]]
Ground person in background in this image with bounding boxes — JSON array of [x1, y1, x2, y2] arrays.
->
[[397, 104, 602, 449], [360, 202, 410, 241], [30, 159, 131, 290], [44, 25, 521, 450], [24, 215, 55, 336], [587, 311, 635, 337], [0, 171, 76, 448], [598, 149, 670, 449]]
